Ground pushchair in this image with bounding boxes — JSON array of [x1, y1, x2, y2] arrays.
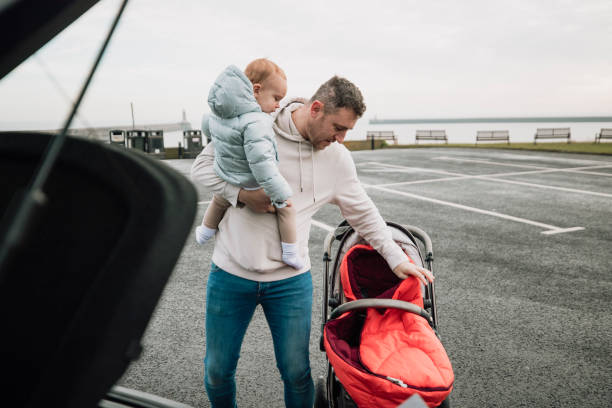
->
[[315, 221, 454, 408]]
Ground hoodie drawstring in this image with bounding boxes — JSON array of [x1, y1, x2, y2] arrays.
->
[[283, 101, 315, 201], [298, 141, 303, 193], [311, 144, 315, 203], [297, 141, 315, 202]]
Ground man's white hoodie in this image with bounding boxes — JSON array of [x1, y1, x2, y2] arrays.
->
[[191, 98, 408, 282]]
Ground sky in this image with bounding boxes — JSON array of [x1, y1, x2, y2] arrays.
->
[[0, 0, 611, 137]]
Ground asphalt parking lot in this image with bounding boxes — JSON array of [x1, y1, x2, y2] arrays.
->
[[119, 147, 612, 407]]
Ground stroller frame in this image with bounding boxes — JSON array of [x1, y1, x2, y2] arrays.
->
[[316, 220, 449, 408]]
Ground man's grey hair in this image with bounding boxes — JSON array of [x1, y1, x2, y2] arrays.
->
[[309, 76, 366, 118]]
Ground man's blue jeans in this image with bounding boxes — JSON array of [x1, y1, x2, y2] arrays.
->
[[204, 263, 315, 408]]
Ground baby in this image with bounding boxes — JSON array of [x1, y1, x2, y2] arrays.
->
[[195, 58, 304, 270]]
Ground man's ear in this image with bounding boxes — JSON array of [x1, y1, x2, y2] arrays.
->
[[310, 100, 324, 117], [253, 83, 262, 96]]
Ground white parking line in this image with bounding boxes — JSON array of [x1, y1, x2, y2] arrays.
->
[[363, 183, 585, 235], [434, 155, 550, 169], [377, 175, 474, 187], [360, 162, 464, 177], [311, 219, 335, 232], [559, 164, 612, 177], [433, 156, 612, 176], [477, 177, 612, 198], [477, 167, 608, 178], [441, 151, 609, 166], [362, 162, 612, 198], [542, 227, 586, 235], [364, 163, 612, 179]]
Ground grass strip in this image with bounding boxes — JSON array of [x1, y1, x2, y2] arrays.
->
[[343, 140, 612, 155]]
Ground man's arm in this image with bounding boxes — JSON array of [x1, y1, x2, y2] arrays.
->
[[238, 189, 275, 213], [190, 142, 275, 213], [332, 151, 433, 285]]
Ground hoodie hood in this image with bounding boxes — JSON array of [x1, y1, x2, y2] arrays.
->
[[272, 97, 308, 143], [208, 65, 261, 119], [272, 97, 316, 197]]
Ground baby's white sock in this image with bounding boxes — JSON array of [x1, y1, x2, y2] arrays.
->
[[281, 242, 305, 270], [195, 225, 217, 244]]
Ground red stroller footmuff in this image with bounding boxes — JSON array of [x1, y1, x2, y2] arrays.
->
[[323, 244, 454, 407]]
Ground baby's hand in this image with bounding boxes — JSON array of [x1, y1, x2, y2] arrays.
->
[[285, 199, 292, 207]]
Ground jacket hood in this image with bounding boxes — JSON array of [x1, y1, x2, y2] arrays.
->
[[272, 98, 308, 143], [208, 65, 261, 119]]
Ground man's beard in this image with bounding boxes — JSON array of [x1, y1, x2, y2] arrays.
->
[[306, 121, 329, 150]]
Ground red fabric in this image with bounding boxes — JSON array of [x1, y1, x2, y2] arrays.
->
[[327, 245, 453, 407], [340, 244, 404, 302]]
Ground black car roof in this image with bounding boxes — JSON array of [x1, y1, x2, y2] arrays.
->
[[0, 0, 99, 80]]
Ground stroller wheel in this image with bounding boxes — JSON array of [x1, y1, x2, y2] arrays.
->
[[438, 397, 451, 408], [314, 376, 327, 408]]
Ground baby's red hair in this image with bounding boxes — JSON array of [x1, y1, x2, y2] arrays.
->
[[244, 58, 286, 85]]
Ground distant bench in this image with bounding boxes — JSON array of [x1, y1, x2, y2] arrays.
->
[[476, 130, 510, 144], [366, 130, 397, 149], [366, 130, 397, 144], [534, 128, 571, 144], [415, 130, 448, 144], [595, 128, 612, 143]]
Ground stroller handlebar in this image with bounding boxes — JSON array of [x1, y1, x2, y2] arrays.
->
[[329, 299, 433, 327], [398, 224, 433, 259]]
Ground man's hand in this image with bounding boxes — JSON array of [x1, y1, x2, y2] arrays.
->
[[392, 261, 434, 286], [238, 189, 275, 213]]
